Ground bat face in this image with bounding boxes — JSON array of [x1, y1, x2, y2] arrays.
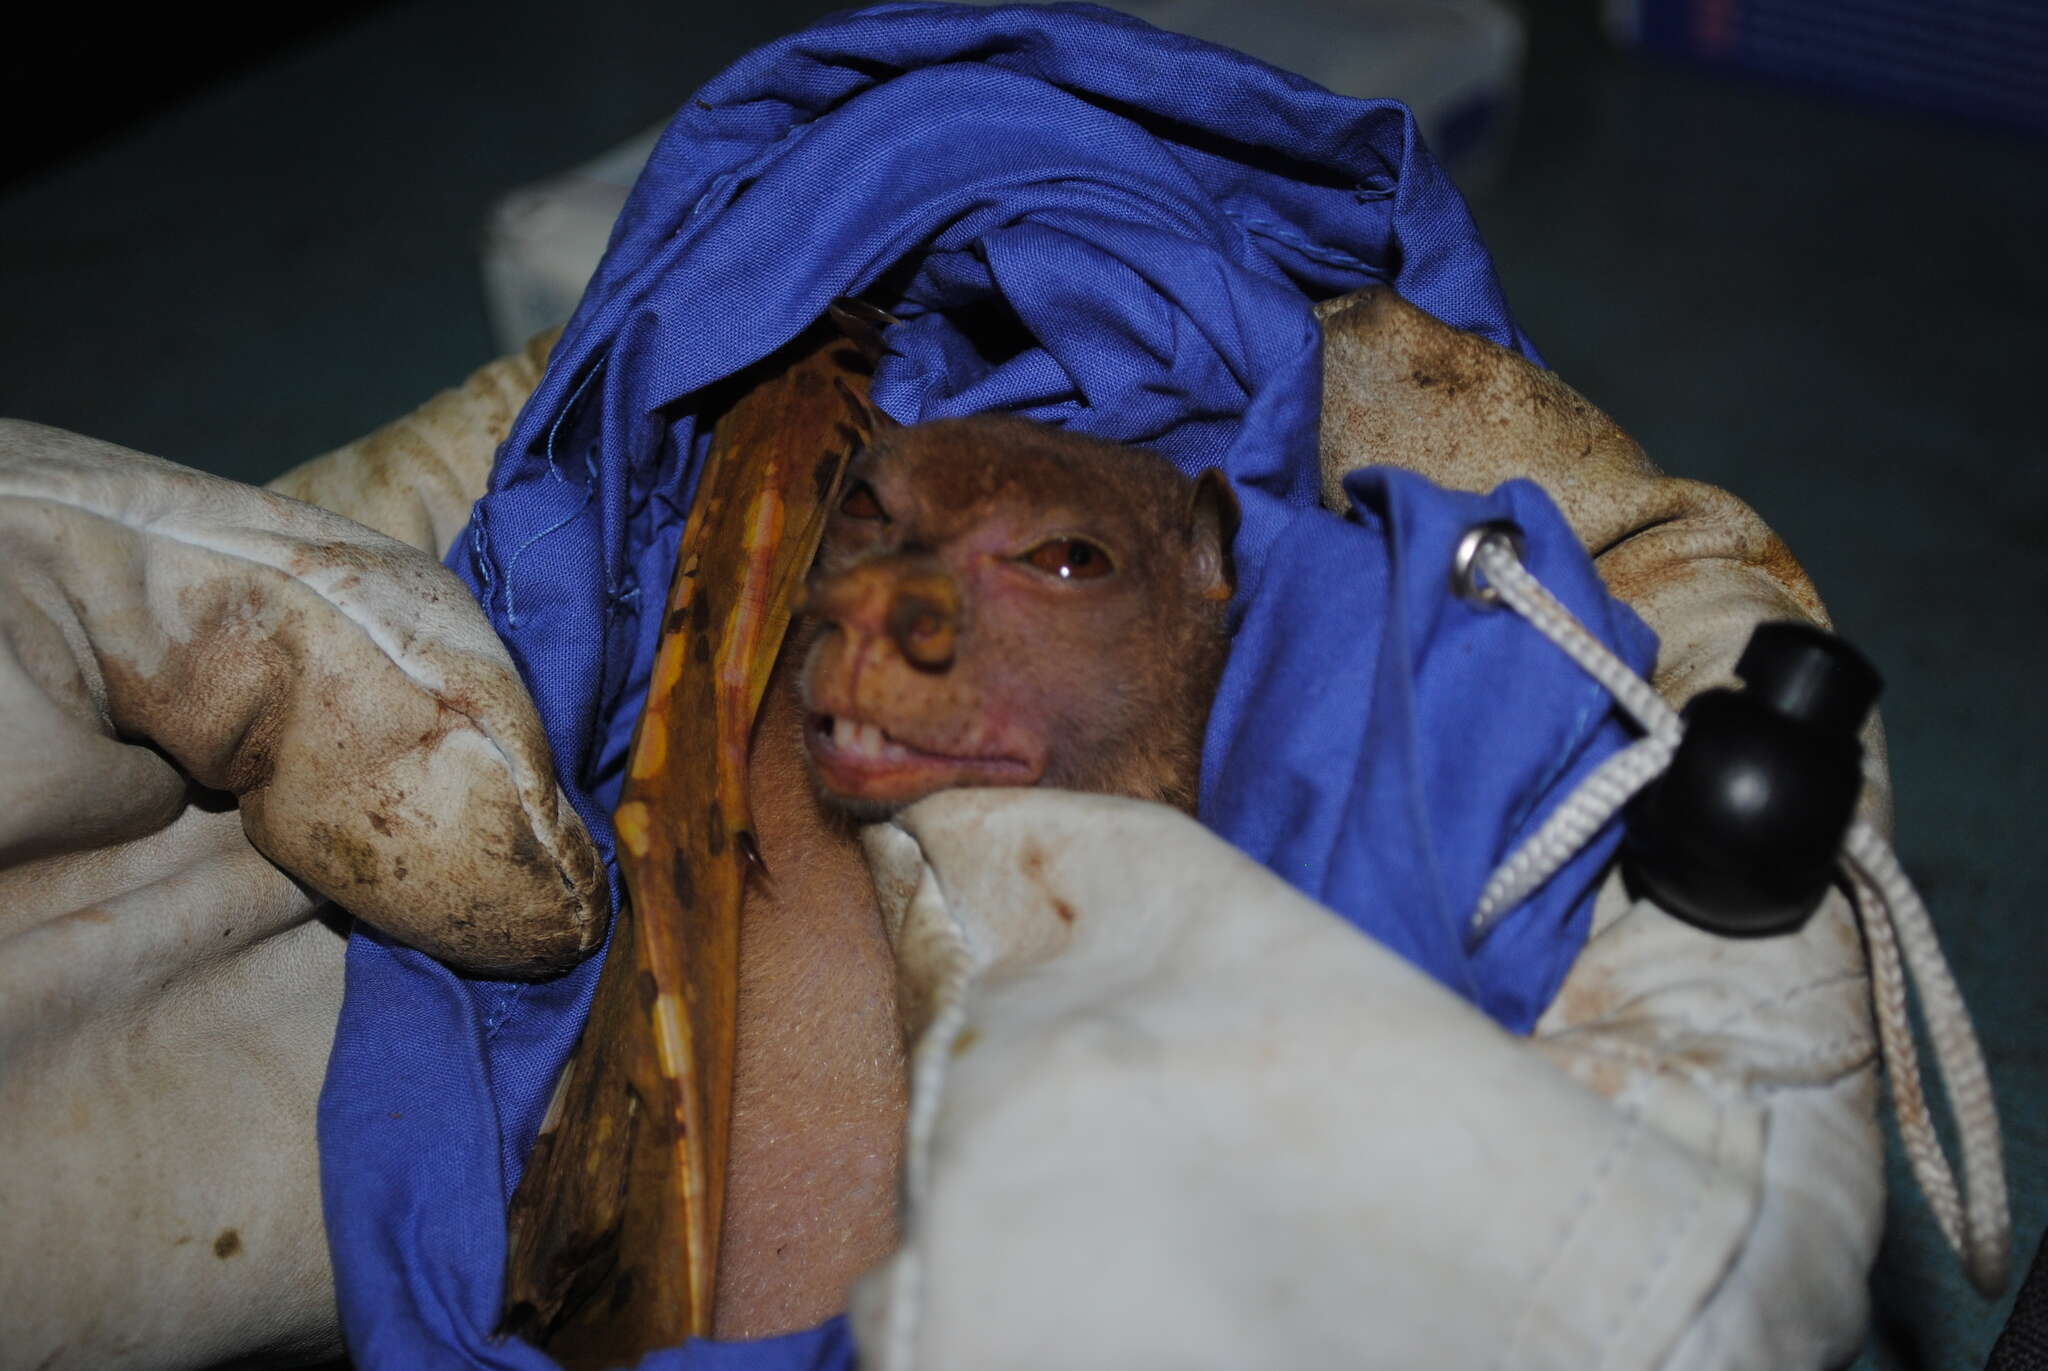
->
[[797, 415, 1236, 822]]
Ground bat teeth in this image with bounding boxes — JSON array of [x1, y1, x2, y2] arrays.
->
[[827, 713, 913, 762]]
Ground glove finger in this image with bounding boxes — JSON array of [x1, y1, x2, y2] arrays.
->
[[0, 420, 605, 976]]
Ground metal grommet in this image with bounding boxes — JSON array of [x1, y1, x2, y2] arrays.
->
[[1451, 520, 1527, 607]]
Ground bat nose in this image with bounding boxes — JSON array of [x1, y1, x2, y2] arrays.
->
[[886, 584, 958, 671], [808, 558, 960, 672]]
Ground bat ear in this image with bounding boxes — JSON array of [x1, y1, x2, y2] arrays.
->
[[1184, 468, 1240, 603]]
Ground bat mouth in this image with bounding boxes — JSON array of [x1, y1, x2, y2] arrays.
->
[[803, 711, 1037, 811]]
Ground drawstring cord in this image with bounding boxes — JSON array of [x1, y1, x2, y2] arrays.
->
[[1458, 526, 2010, 1296]]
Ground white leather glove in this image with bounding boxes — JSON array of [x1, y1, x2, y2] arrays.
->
[[852, 791, 1857, 1370], [0, 399, 602, 1370]]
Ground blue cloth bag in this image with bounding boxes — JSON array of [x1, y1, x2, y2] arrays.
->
[[319, 5, 1656, 1368]]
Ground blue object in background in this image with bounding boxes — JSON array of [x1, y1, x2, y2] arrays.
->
[[320, 5, 1650, 1368], [1614, 0, 2048, 136]]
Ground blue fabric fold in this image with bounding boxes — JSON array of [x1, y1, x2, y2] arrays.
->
[[320, 5, 1650, 1368], [1203, 469, 1656, 1033]]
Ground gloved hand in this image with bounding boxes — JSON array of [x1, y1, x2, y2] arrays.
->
[[0, 394, 602, 1369]]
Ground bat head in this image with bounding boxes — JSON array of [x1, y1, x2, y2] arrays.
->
[[798, 415, 1237, 821]]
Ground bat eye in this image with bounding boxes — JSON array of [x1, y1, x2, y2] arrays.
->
[[1023, 537, 1114, 581], [840, 481, 887, 520]]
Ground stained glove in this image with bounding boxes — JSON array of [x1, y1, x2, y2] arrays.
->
[[0, 374, 601, 1370]]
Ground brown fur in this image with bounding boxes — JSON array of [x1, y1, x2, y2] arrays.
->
[[713, 417, 1236, 1337]]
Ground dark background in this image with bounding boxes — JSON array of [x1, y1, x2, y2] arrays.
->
[[2, 1, 2041, 1365]]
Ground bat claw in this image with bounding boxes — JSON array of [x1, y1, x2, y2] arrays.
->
[[737, 828, 767, 880], [827, 297, 900, 364]]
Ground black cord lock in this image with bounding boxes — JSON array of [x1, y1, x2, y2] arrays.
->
[[1624, 621, 1882, 937]]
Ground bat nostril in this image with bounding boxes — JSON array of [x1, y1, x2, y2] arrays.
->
[[887, 591, 956, 672]]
